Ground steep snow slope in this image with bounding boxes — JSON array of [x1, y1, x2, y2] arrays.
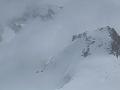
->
[[1, 26, 120, 90], [43, 26, 120, 89], [59, 56, 120, 90], [0, 0, 120, 90]]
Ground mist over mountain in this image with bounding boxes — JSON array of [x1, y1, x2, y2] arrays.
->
[[0, 0, 120, 90]]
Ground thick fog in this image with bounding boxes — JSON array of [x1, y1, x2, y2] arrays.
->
[[0, 0, 120, 90]]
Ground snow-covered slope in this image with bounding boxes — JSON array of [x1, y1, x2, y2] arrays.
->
[[59, 56, 120, 90], [0, 0, 120, 90], [41, 26, 120, 90], [1, 25, 120, 90]]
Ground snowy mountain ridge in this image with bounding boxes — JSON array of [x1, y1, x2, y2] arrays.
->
[[72, 26, 120, 58], [38, 26, 120, 89], [0, 0, 120, 90], [58, 26, 120, 90], [0, 25, 120, 90]]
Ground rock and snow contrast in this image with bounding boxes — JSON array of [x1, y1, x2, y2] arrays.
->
[[58, 26, 120, 90], [39, 26, 120, 90], [0, 0, 120, 90]]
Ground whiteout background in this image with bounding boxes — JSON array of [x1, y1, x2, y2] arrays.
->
[[0, 0, 120, 90]]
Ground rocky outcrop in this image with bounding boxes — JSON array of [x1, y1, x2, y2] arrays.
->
[[72, 26, 120, 58]]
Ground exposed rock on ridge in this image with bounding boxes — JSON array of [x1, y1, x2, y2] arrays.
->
[[72, 26, 120, 58]]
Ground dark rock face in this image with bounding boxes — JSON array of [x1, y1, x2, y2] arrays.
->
[[81, 47, 90, 57], [72, 26, 120, 58], [107, 27, 120, 58], [72, 32, 96, 57]]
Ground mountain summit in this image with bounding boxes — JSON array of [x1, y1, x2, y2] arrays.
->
[[72, 26, 120, 58], [56, 26, 120, 90], [0, 26, 120, 90], [36, 26, 120, 89]]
